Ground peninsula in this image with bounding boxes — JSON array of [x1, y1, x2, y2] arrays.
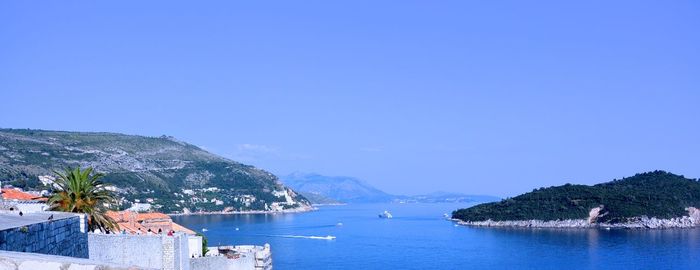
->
[[0, 128, 311, 214]]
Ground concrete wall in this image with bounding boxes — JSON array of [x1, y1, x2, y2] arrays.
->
[[190, 256, 254, 270], [0, 250, 157, 270], [187, 236, 202, 258], [0, 215, 88, 258], [89, 233, 190, 270], [169, 233, 190, 270]]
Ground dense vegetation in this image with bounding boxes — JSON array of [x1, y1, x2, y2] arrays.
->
[[452, 171, 700, 223], [0, 128, 309, 213]]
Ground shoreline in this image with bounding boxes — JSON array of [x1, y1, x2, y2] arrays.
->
[[311, 203, 347, 206], [168, 205, 316, 216], [452, 215, 700, 229]]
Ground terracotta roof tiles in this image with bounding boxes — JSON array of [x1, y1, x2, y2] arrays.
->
[[107, 210, 196, 235], [1, 189, 46, 201]]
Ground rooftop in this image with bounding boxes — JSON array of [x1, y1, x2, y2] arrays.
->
[[106, 210, 196, 235], [1, 188, 48, 202], [0, 210, 77, 231]]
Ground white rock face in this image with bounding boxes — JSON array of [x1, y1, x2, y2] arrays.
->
[[687, 207, 700, 222], [588, 206, 603, 224]]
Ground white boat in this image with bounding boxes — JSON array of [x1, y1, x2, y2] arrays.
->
[[378, 210, 393, 219], [202, 228, 208, 232]]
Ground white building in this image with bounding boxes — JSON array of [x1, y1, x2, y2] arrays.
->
[[204, 244, 272, 270], [38, 175, 56, 186], [128, 203, 152, 212]]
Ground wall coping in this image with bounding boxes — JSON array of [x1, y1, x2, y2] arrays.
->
[[0, 211, 81, 231], [0, 250, 157, 270]]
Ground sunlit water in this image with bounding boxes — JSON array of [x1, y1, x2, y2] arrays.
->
[[173, 203, 700, 269]]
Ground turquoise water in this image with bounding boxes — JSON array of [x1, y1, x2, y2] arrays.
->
[[173, 203, 700, 269]]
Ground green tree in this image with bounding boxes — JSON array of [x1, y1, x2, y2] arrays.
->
[[197, 232, 209, 256], [48, 167, 118, 232]]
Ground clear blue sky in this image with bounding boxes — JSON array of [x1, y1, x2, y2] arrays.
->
[[1, 1, 699, 197]]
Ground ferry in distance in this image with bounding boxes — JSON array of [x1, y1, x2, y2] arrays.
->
[[379, 210, 393, 219]]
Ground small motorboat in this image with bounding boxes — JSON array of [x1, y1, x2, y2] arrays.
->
[[202, 228, 208, 232], [378, 210, 393, 219]]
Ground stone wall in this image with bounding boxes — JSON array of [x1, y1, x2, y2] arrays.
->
[[190, 256, 253, 270], [0, 250, 157, 270], [0, 215, 88, 258], [190, 256, 230, 270], [89, 233, 190, 270]]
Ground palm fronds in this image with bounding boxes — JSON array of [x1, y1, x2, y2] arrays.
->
[[48, 167, 118, 232]]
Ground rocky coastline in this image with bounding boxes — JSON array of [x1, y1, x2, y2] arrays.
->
[[454, 207, 700, 229]]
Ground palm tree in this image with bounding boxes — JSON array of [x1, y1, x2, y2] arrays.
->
[[48, 167, 118, 232]]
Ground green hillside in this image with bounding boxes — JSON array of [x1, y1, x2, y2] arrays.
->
[[0, 128, 309, 213], [452, 171, 700, 223]]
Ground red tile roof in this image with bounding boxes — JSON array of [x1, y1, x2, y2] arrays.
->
[[1, 189, 47, 201], [107, 210, 196, 235], [171, 222, 196, 235], [136, 212, 170, 221]]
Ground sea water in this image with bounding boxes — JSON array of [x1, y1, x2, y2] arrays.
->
[[173, 203, 700, 269]]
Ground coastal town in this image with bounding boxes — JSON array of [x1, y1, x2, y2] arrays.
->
[[0, 178, 275, 270]]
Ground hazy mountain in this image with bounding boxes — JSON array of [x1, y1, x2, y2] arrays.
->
[[281, 172, 499, 204], [281, 172, 394, 203], [296, 191, 344, 205], [0, 128, 310, 213], [395, 192, 501, 204]]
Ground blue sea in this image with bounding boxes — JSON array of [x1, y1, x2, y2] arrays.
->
[[173, 203, 700, 269]]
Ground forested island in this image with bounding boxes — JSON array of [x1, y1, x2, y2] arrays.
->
[[452, 171, 700, 228]]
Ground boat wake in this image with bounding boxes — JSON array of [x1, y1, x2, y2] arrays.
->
[[268, 234, 336, 240]]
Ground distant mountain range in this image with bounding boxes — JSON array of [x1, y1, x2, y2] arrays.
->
[[0, 128, 310, 213], [281, 172, 499, 204], [281, 172, 393, 203], [394, 192, 501, 204]]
